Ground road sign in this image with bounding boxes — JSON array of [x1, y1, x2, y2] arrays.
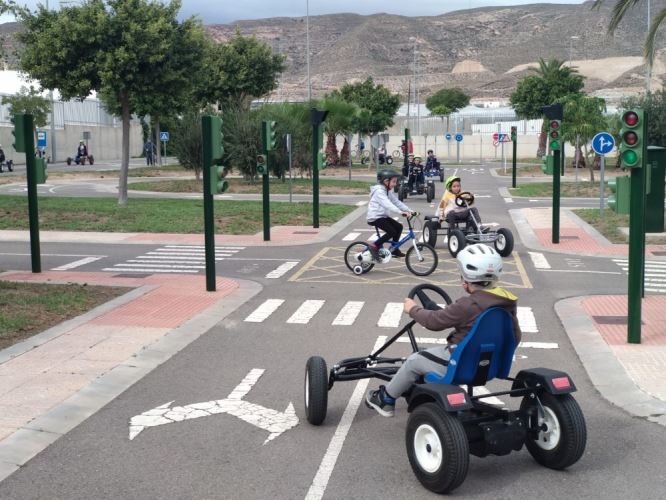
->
[[492, 133, 511, 146], [592, 132, 615, 155], [445, 133, 452, 141], [160, 131, 170, 142], [455, 133, 463, 142], [37, 131, 47, 148]]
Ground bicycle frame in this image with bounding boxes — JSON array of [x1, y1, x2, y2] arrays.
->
[[373, 216, 424, 261]]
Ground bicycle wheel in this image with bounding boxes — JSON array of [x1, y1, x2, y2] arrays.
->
[[361, 150, 370, 160], [392, 149, 402, 158], [344, 241, 375, 274], [405, 243, 438, 276]]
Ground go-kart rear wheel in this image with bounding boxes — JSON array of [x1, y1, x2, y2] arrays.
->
[[405, 243, 438, 276], [66, 157, 72, 166], [428, 184, 435, 202], [422, 220, 438, 247], [521, 392, 587, 470], [447, 229, 466, 258], [398, 186, 406, 202], [494, 228, 514, 257], [406, 403, 469, 494], [305, 356, 328, 425], [344, 241, 375, 274], [88, 154, 95, 165]]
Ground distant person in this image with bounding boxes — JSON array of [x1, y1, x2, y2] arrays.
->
[[76, 141, 88, 162], [144, 140, 156, 166], [0, 144, 5, 173]]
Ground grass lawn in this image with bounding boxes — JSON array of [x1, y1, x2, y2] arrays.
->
[[574, 209, 666, 245], [0, 196, 355, 234], [0, 281, 127, 350], [509, 181, 613, 198]]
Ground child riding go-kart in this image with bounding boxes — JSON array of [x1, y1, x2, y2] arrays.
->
[[66, 141, 94, 166], [423, 175, 513, 258], [304, 265, 587, 494], [398, 157, 435, 203]]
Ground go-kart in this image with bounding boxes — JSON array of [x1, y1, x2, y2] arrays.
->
[[66, 154, 94, 166], [398, 167, 435, 203], [425, 163, 444, 183], [422, 191, 514, 258], [304, 284, 587, 494]]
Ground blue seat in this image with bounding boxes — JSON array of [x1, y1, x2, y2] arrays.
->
[[424, 307, 516, 387]]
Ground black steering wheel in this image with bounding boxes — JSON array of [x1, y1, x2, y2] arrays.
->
[[455, 191, 475, 207], [408, 284, 452, 311]]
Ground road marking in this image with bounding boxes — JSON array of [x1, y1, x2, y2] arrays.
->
[[519, 342, 558, 349], [528, 252, 550, 269], [164, 245, 245, 250], [266, 261, 300, 278], [504, 198, 514, 203], [286, 300, 325, 324], [102, 267, 198, 273], [355, 200, 368, 206], [377, 302, 403, 328], [129, 369, 298, 444], [473, 386, 505, 406], [396, 338, 558, 349], [517, 306, 538, 333], [342, 232, 360, 241], [51, 256, 103, 271], [332, 301, 365, 325], [244, 299, 285, 322], [118, 262, 205, 269], [305, 337, 386, 500]]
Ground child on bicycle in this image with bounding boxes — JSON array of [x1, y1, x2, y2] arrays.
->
[[437, 175, 483, 232], [367, 169, 414, 258], [366, 243, 521, 417]]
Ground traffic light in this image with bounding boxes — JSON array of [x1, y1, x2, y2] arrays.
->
[[510, 126, 517, 142], [11, 114, 26, 153], [317, 151, 325, 169], [262, 120, 278, 152], [548, 119, 561, 151], [256, 154, 267, 175], [210, 166, 229, 195], [619, 109, 645, 169], [202, 115, 223, 163], [34, 157, 48, 184]]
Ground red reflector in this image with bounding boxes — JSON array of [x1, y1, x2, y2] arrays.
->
[[447, 393, 467, 406], [552, 376, 571, 389]]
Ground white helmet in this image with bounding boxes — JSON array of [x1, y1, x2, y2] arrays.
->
[[456, 244, 502, 284]]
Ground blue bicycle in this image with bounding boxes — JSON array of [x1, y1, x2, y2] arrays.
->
[[344, 214, 438, 276]]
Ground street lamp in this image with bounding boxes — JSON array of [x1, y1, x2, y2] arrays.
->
[[568, 35, 579, 67], [409, 37, 419, 135], [647, 0, 652, 93], [306, 0, 311, 101]]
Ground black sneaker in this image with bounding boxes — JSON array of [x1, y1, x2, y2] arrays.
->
[[391, 249, 405, 258], [365, 386, 395, 417]]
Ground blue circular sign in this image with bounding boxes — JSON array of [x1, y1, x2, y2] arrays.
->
[[455, 134, 463, 142], [445, 133, 452, 141], [592, 132, 615, 155]]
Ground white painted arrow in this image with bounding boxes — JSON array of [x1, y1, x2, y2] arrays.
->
[[129, 368, 299, 444]]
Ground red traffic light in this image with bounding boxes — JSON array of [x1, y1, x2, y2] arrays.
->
[[622, 111, 639, 127], [549, 120, 560, 129], [622, 131, 638, 146]]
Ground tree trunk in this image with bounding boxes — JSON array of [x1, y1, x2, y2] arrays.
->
[[154, 115, 162, 166], [583, 143, 594, 183], [537, 119, 547, 158], [340, 137, 350, 165], [118, 91, 131, 206], [325, 133, 339, 166]]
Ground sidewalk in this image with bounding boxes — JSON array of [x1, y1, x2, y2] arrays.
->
[[1, 204, 665, 481]]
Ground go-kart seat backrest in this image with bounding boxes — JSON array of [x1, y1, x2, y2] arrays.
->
[[424, 307, 516, 387]]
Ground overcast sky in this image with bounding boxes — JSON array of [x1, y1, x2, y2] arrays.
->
[[2, 1, 586, 25]]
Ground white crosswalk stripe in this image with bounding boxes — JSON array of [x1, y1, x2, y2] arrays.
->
[[613, 258, 666, 293], [287, 300, 325, 324], [332, 301, 365, 325]]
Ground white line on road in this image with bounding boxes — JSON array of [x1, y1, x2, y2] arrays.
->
[[244, 299, 285, 322], [342, 232, 361, 241], [266, 261, 299, 278], [519, 342, 559, 349], [50, 256, 103, 271], [286, 300, 325, 324], [119, 262, 205, 268], [377, 303, 404, 328], [517, 306, 538, 333], [528, 252, 551, 270], [355, 200, 368, 206], [102, 268, 198, 273], [504, 198, 514, 203], [332, 301, 364, 326]]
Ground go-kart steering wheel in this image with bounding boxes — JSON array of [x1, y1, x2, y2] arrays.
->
[[408, 284, 452, 311], [455, 191, 475, 207]]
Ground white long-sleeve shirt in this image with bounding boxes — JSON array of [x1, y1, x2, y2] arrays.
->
[[366, 184, 411, 222]]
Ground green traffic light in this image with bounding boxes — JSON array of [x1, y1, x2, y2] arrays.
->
[[622, 150, 638, 166], [550, 140, 560, 151]]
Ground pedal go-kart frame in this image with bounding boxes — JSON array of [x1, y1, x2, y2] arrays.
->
[[304, 284, 587, 494], [423, 191, 514, 258], [398, 169, 435, 203]]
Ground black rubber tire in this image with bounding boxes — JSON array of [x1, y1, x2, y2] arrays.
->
[[440, 172, 444, 182], [305, 356, 328, 425], [66, 157, 72, 166], [344, 241, 375, 274], [398, 186, 406, 202], [386, 156, 393, 165], [428, 184, 435, 201], [88, 155, 95, 165], [406, 403, 469, 494], [521, 392, 587, 470], [494, 228, 514, 257], [426, 184, 433, 203], [447, 229, 467, 258], [423, 220, 438, 247], [405, 243, 438, 276]]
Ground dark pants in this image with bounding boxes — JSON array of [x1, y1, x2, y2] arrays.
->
[[369, 217, 403, 248], [446, 207, 481, 231]]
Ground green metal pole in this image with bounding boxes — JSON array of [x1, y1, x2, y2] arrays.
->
[[552, 150, 560, 244], [403, 128, 410, 169], [263, 161, 271, 240], [24, 114, 41, 273], [312, 123, 320, 228], [511, 135, 517, 188], [627, 166, 645, 343], [201, 116, 216, 292]]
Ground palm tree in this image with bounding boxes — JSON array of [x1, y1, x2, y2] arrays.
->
[[593, 0, 665, 64], [561, 94, 607, 182], [321, 96, 358, 166]]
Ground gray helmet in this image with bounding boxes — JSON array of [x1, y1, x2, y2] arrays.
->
[[377, 169, 401, 183]]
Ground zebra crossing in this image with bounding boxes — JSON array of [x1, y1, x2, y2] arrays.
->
[[613, 258, 666, 293], [102, 245, 245, 274]]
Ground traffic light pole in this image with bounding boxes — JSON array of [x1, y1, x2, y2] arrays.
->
[[511, 127, 517, 188], [552, 150, 561, 244], [202, 116, 216, 292], [262, 162, 270, 241], [312, 123, 320, 228], [627, 166, 645, 343], [23, 114, 41, 273]]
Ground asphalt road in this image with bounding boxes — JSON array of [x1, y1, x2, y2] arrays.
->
[[1, 165, 665, 498]]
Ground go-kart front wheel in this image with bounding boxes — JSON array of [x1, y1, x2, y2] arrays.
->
[[305, 356, 328, 425], [521, 392, 587, 470], [494, 228, 514, 257], [405, 243, 438, 276], [422, 220, 438, 247], [447, 229, 467, 258], [406, 403, 469, 494]]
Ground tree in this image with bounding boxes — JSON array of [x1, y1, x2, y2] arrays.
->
[[336, 78, 400, 135], [592, 0, 666, 64], [16, 0, 202, 206], [1, 85, 51, 129], [510, 58, 585, 156], [425, 88, 470, 115], [199, 29, 285, 109], [561, 94, 607, 182], [320, 96, 358, 166], [170, 110, 204, 181]]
